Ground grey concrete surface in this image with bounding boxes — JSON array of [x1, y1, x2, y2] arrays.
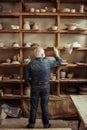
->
[[0, 118, 79, 130]]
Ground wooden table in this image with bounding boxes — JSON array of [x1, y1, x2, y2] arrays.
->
[[70, 95, 87, 129]]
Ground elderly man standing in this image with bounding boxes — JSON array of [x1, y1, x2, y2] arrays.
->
[[25, 46, 62, 128]]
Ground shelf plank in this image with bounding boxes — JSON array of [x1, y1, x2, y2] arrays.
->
[[0, 64, 21, 67], [60, 63, 87, 67], [0, 95, 21, 99], [60, 64, 77, 67], [59, 47, 87, 51], [0, 80, 23, 83], [60, 78, 87, 83], [21, 12, 58, 17], [76, 48, 87, 51], [22, 29, 58, 33], [0, 0, 20, 2], [61, 0, 87, 4], [50, 80, 59, 83], [0, 12, 20, 17], [59, 13, 87, 17], [0, 47, 21, 50], [0, 30, 20, 33], [0, 63, 86, 67], [60, 30, 87, 35]]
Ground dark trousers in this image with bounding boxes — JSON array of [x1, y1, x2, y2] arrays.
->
[[29, 84, 50, 125]]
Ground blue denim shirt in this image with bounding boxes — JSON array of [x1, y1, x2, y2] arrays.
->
[[25, 57, 62, 85]]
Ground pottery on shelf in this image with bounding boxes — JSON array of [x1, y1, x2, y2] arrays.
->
[[67, 72, 74, 79], [23, 21, 31, 30], [0, 41, 4, 47], [32, 23, 39, 30], [60, 70, 66, 79], [12, 42, 19, 47]]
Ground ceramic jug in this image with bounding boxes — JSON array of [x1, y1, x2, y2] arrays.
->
[[32, 23, 39, 30], [60, 70, 66, 79], [23, 21, 31, 30]]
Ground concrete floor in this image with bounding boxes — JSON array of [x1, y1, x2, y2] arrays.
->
[[0, 118, 79, 130]]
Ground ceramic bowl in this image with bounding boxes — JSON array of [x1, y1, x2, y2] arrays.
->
[[60, 8, 70, 13], [67, 73, 74, 78], [65, 23, 79, 30], [12, 43, 19, 47], [6, 58, 11, 63], [35, 9, 40, 13], [11, 61, 20, 64], [51, 26, 58, 30], [40, 9, 46, 13], [72, 42, 81, 48]]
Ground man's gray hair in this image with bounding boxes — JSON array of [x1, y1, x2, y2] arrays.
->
[[34, 46, 45, 58]]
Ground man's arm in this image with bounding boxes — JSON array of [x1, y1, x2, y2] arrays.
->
[[53, 47, 61, 58], [49, 47, 62, 68]]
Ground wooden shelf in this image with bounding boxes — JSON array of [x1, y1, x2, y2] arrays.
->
[[22, 95, 30, 99], [0, 79, 23, 83], [50, 80, 59, 83], [0, 95, 21, 99], [0, 30, 20, 33], [0, 64, 21, 67], [22, 29, 58, 33], [0, 47, 21, 50], [60, 0, 87, 4], [61, 63, 87, 67], [59, 13, 87, 18], [59, 47, 87, 51], [60, 78, 87, 83], [21, 12, 58, 17], [60, 30, 87, 35], [0, 12, 20, 17], [61, 64, 77, 67], [0, 0, 20, 2], [0, 0, 87, 100]]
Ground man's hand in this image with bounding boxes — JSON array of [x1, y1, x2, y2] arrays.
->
[[53, 47, 60, 57]]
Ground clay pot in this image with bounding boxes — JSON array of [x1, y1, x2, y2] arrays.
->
[[60, 71, 66, 79], [67, 73, 74, 79], [23, 21, 30, 30]]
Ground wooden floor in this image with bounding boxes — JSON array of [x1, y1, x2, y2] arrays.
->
[[0, 118, 79, 130]]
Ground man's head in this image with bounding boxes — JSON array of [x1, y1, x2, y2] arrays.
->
[[34, 46, 45, 58]]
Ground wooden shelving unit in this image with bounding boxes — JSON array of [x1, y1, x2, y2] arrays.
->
[[0, 0, 87, 114]]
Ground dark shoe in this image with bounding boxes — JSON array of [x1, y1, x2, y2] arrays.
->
[[44, 123, 51, 128], [26, 124, 34, 128]]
